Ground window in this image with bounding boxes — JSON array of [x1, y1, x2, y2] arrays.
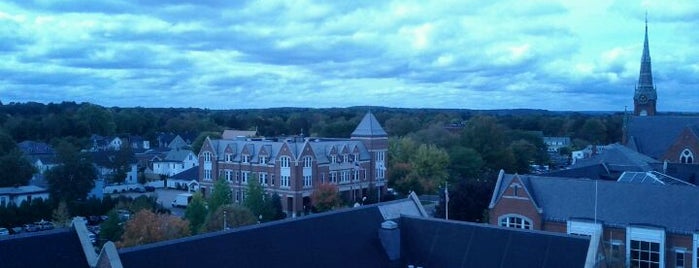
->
[[330, 172, 338, 183], [204, 169, 212, 181], [281, 175, 290, 187], [203, 152, 212, 162], [280, 157, 290, 168], [499, 215, 532, 230], [353, 170, 359, 181], [242, 155, 250, 163], [260, 173, 268, 186], [680, 149, 694, 164], [225, 170, 232, 182], [341, 171, 349, 183], [303, 156, 313, 168], [259, 156, 267, 164], [630, 240, 660, 268], [235, 190, 240, 202], [271, 174, 275, 186], [675, 249, 685, 268], [303, 175, 312, 187], [225, 153, 233, 162], [242, 172, 249, 184]]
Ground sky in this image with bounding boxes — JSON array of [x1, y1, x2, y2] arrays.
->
[[0, 0, 697, 112]]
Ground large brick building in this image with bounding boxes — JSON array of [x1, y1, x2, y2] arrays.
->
[[197, 112, 388, 217], [489, 171, 699, 268]]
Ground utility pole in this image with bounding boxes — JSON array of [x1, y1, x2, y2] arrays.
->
[[445, 182, 449, 220]]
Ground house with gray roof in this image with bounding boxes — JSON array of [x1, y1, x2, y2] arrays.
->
[[489, 170, 699, 268], [198, 112, 388, 217], [151, 148, 198, 177]]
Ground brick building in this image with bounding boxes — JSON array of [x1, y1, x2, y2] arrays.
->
[[489, 171, 699, 268], [197, 112, 388, 217]]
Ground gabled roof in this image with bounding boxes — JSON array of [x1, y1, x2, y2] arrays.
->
[[162, 149, 195, 162], [494, 173, 699, 234], [625, 116, 699, 159], [170, 166, 199, 181], [572, 143, 658, 172], [18, 140, 55, 155], [0, 228, 89, 268], [351, 112, 387, 138]]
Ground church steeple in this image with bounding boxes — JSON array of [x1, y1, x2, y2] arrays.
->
[[634, 13, 657, 116]]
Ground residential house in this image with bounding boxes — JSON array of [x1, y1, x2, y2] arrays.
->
[[489, 170, 699, 268], [0, 185, 49, 207], [151, 149, 198, 177], [0, 194, 594, 268], [198, 112, 388, 217], [543, 136, 571, 153]]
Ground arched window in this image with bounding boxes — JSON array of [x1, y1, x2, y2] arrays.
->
[[498, 214, 533, 230], [680, 149, 694, 164]]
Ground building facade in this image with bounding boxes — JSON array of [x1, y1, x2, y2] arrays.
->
[[197, 112, 388, 217], [489, 171, 699, 268]]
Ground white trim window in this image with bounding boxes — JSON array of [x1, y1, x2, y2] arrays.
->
[[204, 169, 212, 181], [225, 153, 233, 162], [280, 175, 290, 187], [242, 155, 250, 164], [675, 248, 686, 268], [303, 175, 312, 188], [225, 170, 233, 182], [242, 171, 249, 184], [203, 152, 212, 162], [681, 149, 694, 164], [498, 214, 532, 230], [627, 226, 665, 268], [280, 156, 290, 168], [259, 173, 268, 186], [259, 156, 268, 164], [303, 156, 313, 168]]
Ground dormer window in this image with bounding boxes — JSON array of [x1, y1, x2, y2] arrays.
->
[[225, 153, 233, 162], [242, 155, 250, 163], [330, 155, 337, 164], [260, 156, 268, 164]]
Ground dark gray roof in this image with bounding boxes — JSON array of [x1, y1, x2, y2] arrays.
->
[[401, 216, 590, 268], [625, 116, 699, 159], [170, 166, 199, 181], [0, 228, 89, 268], [119, 200, 399, 268], [351, 112, 387, 137], [572, 143, 658, 172], [494, 173, 699, 234]]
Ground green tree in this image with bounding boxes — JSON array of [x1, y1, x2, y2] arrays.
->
[[52, 200, 72, 228], [0, 131, 35, 187], [243, 175, 273, 221], [447, 146, 484, 180], [410, 144, 450, 194], [203, 204, 257, 232], [311, 183, 342, 213], [184, 192, 208, 234], [191, 131, 222, 154], [100, 210, 124, 243], [106, 144, 134, 184], [580, 118, 608, 144], [46, 141, 97, 202], [76, 104, 116, 136], [269, 193, 286, 220], [208, 178, 232, 215]]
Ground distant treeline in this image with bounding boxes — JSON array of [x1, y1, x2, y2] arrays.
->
[[0, 101, 629, 149]]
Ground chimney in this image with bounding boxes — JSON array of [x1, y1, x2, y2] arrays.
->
[[378, 220, 400, 261]]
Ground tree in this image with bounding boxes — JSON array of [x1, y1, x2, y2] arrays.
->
[[208, 178, 232, 215], [46, 141, 97, 202], [118, 210, 190, 248], [52, 200, 72, 228], [311, 183, 342, 213], [184, 192, 208, 234], [106, 144, 134, 184], [100, 210, 123, 243], [203, 205, 257, 232], [410, 144, 450, 194], [243, 175, 273, 221], [0, 131, 35, 187], [269, 193, 286, 220], [191, 131, 222, 155], [447, 146, 484, 180], [435, 178, 495, 222]]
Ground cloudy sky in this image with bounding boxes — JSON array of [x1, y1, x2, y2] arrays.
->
[[0, 0, 697, 111]]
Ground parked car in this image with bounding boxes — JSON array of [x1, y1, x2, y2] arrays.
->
[[35, 220, 54, 231], [0, 227, 9, 236], [23, 224, 39, 232], [144, 186, 156, 192]]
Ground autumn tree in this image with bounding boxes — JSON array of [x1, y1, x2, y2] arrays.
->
[[203, 204, 257, 232], [184, 192, 208, 234], [311, 183, 342, 213], [388, 137, 450, 195], [118, 210, 190, 248]]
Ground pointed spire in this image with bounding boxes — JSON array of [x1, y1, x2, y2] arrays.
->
[[637, 13, 654, 94], [351, 111, 387, 138]]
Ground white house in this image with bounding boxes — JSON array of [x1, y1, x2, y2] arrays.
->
[[152, 149, 198, 177], [0, 185, 49, 207]]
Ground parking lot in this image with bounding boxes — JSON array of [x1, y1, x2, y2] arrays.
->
[[113, 188, 191, 217]]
